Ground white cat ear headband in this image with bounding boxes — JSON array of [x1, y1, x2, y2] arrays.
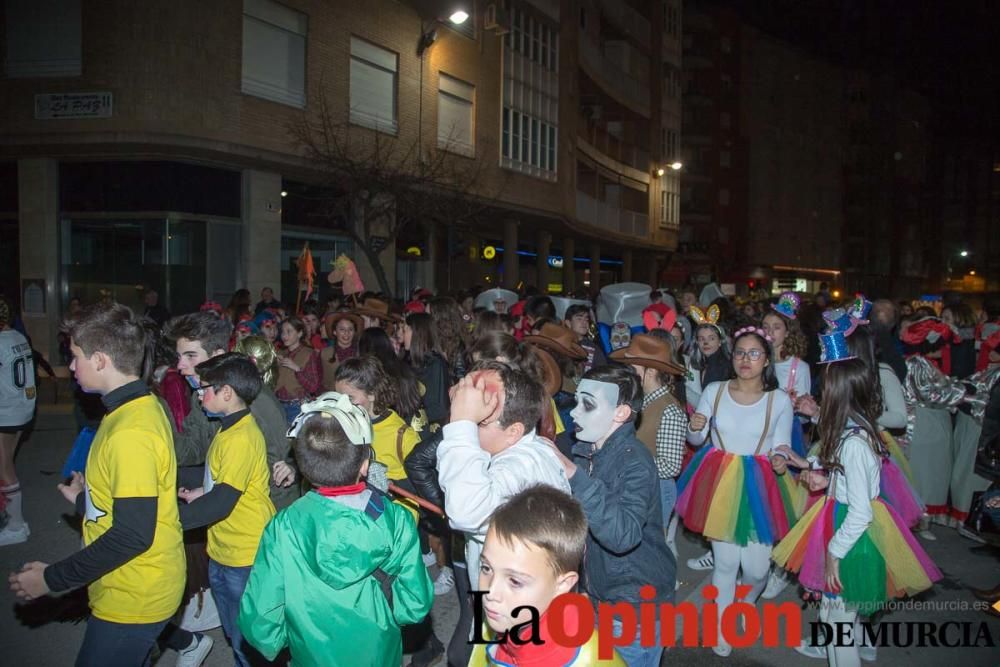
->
[[286, 392, 373, 445]]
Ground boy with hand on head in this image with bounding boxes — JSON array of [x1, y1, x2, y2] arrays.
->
[[165, 312, 298, 509], [471, 485, 626, 666], [9, 302, 185, 667], [239, 392, 433, 667], [177, 352, 275, 667], [556, 366, 677, 667]]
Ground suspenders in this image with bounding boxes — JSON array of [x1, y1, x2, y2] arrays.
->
[[710, 382, 775, 455]]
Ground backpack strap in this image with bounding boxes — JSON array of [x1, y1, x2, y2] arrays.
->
[[363, 487, 396, 612]]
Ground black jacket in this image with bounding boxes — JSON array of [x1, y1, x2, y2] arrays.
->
[[403, 429, 446, 513], [976, 381, 1000, 482], [414, 353, 451, 426], [569, 422, 676, 607]]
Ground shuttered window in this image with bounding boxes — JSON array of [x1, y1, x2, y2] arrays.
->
[[241, 0, 307, 108], [350, 37, 398, 133], [438, 74, 474, 156]]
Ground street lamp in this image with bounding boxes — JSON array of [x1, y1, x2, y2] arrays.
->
[[670, 161, 683, 171], [449, 10, 469, 24], [959, 250, 969, 257], [656, 167, 666, 177], [418, 7, 471, 55]]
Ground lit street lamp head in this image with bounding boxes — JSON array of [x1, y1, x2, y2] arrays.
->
[[449, 10, 469, 24]]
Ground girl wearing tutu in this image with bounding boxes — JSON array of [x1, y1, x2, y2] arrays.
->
[[676, 326, 798, 657], [772, 333, 941, 667]]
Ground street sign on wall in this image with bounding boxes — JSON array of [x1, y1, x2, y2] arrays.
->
[[35, 92, 113, 119]]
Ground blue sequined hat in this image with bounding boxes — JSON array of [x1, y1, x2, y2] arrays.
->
[[771, 291, 801, 319], [847, 294, 873, 322], [818, 331, 856, 364]]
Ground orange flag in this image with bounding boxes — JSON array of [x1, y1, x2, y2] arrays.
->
[[296, 242, 316, 303]]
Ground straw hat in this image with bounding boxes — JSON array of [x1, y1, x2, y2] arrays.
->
[[523, 322, 588, 360], [609, 334, 687, 375], [324, 310, 364, 334]]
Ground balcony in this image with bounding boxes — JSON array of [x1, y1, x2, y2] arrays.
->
[[597, 0, 650, 50], [577, 123, 651, 182], [576, 191, 650, 238], [578, 33, 651, 117]]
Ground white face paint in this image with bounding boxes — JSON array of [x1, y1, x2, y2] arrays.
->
[[571, 379, 620, 444]]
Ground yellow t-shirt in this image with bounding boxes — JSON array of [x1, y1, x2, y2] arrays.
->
[[372, 410, 420, 481], [552, 398, 565, 435], [82, 394, 185, 624], [203, 413, 276, 567]]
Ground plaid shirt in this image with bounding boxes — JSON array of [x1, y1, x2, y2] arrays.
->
[[643, 386, 688, 479]]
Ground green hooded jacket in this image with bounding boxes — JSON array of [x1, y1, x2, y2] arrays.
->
[[238, 489, 433, 666]]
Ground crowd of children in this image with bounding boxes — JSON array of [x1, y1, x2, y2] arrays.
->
[[2, 281, 998, 667]]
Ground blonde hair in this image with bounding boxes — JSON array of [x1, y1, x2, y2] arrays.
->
[[234, 335, 279, 390]]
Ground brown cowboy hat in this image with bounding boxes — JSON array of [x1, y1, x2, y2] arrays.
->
[[609, 334, 687, 375], [323, 310, 364, 335], [354, 297, 403, 323], [531, 347, 563, 397], [524, 322, 588, 360]]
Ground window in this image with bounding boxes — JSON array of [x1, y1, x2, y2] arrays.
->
[[665, 3, 679, 37], [242, 0, 307, 108], [350, 37, 398, 133], [661, 128, 678, 161], [719, 189, 730, 206], [720, 112, 731, 129], [505, 2, 557, 72], [721, 74, 733, 92], [720, 36, 732, 53], [438, 74, 475, 156], [5, 0, 81, 77], [720, 150, 731, 167]]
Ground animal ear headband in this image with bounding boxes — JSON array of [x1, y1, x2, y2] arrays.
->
[[642, 304, 677, 333], [689, 304, 720, 326], [771, 292, 801, 320]]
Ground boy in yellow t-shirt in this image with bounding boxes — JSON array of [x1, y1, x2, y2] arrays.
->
[[177, 352, 275, 667], [9, 302, 185, 666]]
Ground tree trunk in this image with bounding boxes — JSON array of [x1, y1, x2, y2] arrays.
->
[[357, 240, 394, 298]]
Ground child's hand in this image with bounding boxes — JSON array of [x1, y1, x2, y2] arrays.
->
[[688, 413, 707, 432], [9, 562, 50, 601], [795, 394, 819, 417], [825, 552, 842, 593], [449, 374, 500, 426], [178, 487, 205, 503], [272, 461, 296, 487], [774, 445, 809, 469], [278, 357, 301, 373], [58, 471, 85, 505], [771, 455, 788, 475]]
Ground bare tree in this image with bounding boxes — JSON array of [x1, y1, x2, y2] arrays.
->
[[289, 94, 508, 297]]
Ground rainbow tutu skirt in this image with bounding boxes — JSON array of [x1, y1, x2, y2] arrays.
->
[[675, 445, 801, 546], [801, 456, 924, 529], [772, 497, 941, 615]]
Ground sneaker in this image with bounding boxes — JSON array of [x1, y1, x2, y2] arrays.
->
[[422, 550, 436, 567], [794, 643, 828, 659], [761, 569, 790, 599], [711, 639, 732, 657], [957, 524, 987, 544], [0, 522, 29, 547], [859, 644, 877, 662], [687, 550, 714, 571], [433, 566, 455, 596], [409, 633, 445, 667], [175, 633, 214, 667]]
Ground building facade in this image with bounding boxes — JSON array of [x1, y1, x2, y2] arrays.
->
[[1, 0, 680, 360]]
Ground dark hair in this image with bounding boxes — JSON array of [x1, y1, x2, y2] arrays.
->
[[817, 359, 885, 472], [525, 295, 556, 321], [334, 356, 395, 417], [295, 415, 370, 486], [762, 309, 808, 361], [67, 302, 155, 378], [194, 352, 263, 405], [470, 360, 545, 430], [359, 327, 422, 421], [564, 304, 590, 322], [404, 312, 437, 368], [732, 329, 779, 392], [473, 310, 513, 340], [428, 296, 469, 369], [164, 312, 233, 355], [490, 485, 587, 575], [845, 326, 885, 418], [945, 303, 977, 329], [582, 365, 643, 420], [643, 328, 682, 390], [690, 323, 731, 370]]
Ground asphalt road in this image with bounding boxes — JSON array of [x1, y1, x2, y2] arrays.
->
[[3, 405, 999, 666]]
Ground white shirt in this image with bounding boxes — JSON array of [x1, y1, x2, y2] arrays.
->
[[773, 356, 811, 399], [683, 354, 703, 412], [0, 330, 36, 427], [687, 381, 794, 456], [827, 432, 882, 559], [436, 420, 571, 583]]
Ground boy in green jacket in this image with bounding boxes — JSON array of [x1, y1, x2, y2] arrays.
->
[[238, 392, 433, 666]]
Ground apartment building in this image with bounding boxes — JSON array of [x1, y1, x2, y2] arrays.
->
[[1, 0, 680, 359]]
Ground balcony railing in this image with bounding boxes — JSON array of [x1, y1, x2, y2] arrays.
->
[[577, 120, 650, 175], [578, 32, 651, 117], [597, 0, 650, 49], [576, 191, 650, 238]]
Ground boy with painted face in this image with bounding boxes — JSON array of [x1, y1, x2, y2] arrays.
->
[[558, 366, 677, 667]]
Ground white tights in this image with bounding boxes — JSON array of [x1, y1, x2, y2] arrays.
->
[[819, 596, 860, 667], [710, 540, 772, 640]]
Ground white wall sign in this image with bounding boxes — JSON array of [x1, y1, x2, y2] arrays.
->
[[35, 92, 112, 119]]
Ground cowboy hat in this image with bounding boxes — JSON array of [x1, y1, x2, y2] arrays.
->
[[354, 297, 402, 323], [523, 322, 588, 360], [609, 334, 687, 375], [532, 346, 563, 396], [324, 310, 364, 335]]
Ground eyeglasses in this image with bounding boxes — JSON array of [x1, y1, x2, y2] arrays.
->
[[732, 349, 765, 361], [195, 384, 217, 395]]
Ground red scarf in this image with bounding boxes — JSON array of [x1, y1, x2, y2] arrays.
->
[[487, 601, 584, 666], [314, 482, 366, 497]]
